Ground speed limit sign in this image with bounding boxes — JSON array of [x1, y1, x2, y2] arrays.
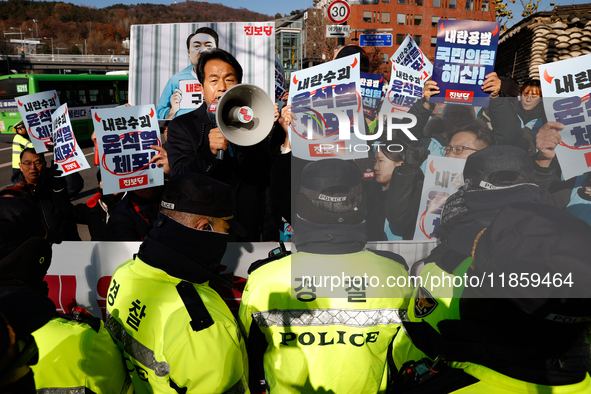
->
[[327, 0, 351, 24]]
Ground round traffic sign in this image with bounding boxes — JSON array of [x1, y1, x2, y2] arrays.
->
[[327, 0, 351, 24]]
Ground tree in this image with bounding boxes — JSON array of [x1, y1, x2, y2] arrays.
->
[[493, 0, 542, 29], [68, 44, 81, 55], [493, 0, 512, 28], [367, 47, 384, 74], [513, 0, 542, 18], [303, 7, 338, 67]]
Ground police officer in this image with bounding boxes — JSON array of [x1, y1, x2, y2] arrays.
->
[[11, 121, 33, 184], [0, 197, 131, 394], [394, 202, 591, 393], [239, 158, 413, 393], [106, 173, 249, 393], [392, 145, 544, 369]]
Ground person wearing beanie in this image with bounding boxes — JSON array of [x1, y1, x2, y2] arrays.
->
[[392, 145, 545, 371], [393, 202, 591, 393], [106, 173, 249, 393], [0, 197, 131, 394], [239, 158, 412, 394]]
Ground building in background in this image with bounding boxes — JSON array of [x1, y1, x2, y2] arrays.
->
[[496, 4, 591, 83], [275, 13, 304, 82], [345, 0, 496, 62]]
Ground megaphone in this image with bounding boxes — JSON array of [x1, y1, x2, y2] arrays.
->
[[207, 84, 275, 160]]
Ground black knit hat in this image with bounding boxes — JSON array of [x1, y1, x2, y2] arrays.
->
[[463, 145, 535, 190], [297, 159, 365, 224], [161, 173, 246, 236]]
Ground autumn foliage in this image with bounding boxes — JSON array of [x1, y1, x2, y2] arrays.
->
[[0, 0, 271, 55]]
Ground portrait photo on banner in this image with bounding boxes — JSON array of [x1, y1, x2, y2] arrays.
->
[[128, 21, 276, 120]]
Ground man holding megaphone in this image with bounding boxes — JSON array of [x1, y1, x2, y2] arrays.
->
[[167, 48, 278, 241]]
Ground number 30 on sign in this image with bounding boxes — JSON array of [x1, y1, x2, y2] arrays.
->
[[327, 0, 351, 24]]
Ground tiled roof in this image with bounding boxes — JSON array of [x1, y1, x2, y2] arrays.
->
[[497, 4, 591, 83]]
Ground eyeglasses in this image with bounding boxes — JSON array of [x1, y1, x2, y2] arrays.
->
[[441, 145, 479, 156], [21, 160, 44, 168]]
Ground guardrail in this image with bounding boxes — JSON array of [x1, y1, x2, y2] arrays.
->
[[1, 54, 129, 63]]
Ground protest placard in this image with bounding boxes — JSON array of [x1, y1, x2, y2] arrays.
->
[[92, 105, 164, 195], [431, 20, 500, 108], [16, 90, 60, 153], [51, 104, 90, 176], [360, 72, 384, 120], [129, 22, 275, 120], [414, 155, 466, 240], [390, 34, 433, 82], [384, 63, 423, 113], [288, 54, 367, 161], [539, 54, 591, 180], [178, 80, 203, 110]]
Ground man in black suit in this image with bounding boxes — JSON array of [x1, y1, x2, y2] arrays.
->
[[167, 49, 273, 241]]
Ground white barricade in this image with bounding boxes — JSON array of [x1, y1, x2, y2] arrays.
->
[[48, 240, 437, 320]]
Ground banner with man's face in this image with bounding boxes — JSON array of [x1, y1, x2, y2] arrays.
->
[[129, 22, 275, 119]]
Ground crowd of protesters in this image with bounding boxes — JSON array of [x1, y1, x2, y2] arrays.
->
[[1, 38, 591, 394]]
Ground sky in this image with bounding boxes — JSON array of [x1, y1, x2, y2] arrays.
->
[[53, 0, 589, 25], [60, 0, 312, 17]]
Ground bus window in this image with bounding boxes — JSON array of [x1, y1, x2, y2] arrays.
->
[[89, 89, 100, 104], [102, 88, 117, 105], [78, 89, 87, 105]]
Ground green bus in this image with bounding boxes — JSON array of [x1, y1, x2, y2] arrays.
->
[[0, 73, 129, 143]]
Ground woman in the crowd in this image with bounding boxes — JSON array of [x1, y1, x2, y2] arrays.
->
[[367, 142, 406, 241], [514, 79, 547, 155]]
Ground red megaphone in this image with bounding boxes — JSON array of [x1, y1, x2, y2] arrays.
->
[[86, 192, 102, 208]]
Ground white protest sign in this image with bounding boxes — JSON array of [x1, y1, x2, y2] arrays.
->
[[16, 90, 60, 153], [414, 155, 465, 240], [391, 35, 433, 82], [178, 79, 204, 110], [92, 105, 164, 195], [384, 63, 424, 114], [288, 54, 367, 161], [51, 104, 90, 175], [539, 54, 591, 180]]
